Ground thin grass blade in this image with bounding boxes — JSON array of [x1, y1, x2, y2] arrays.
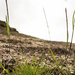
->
[[6, 16, 10, 36]]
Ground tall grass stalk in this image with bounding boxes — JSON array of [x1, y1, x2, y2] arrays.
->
[[69, 11, 75, 51], [65, 8, 69, 52], [43, 7, 53, 67], [65, 8, 69, 71], [5, 0, 10, 54], [65, 8, 72, 74], [43, 7, 50, 40], [5, 0, 9, 22], [43, 7, 62, 74], [65, 8, 75, 74]]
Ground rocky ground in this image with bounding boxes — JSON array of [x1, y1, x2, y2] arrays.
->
[[0, 20, 75, 74]]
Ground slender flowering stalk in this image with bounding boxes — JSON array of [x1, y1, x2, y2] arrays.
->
[[65, 8, 69, 48], [5, 0, 10, 54], [65, 8, 69, 67], [69, 11, 75, 52], [43, 7, 50, 40], [5, 0, 9, 23], [65, 8, 69, 56]]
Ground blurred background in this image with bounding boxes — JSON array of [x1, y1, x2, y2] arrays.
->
[[0, 0, 75, 43]]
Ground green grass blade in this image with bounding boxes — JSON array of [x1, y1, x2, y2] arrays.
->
[[50, 49, 59, 67], [0, 62, 9, 74], [34, 41, 46, 74], [6, 16, 10, 36], [72, 11, 75, 31]]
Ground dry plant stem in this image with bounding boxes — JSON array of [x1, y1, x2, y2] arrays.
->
[[65, 8, 69, 67], [70, 30, 74, 51], [65, 8, 69, 53], [43, 7, 50, 40], [69, 11, 75, 53], [5, 0, 9, 22], [5, 0, 10, 53]]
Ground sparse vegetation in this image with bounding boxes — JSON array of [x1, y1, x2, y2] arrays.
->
[[0, 0, 75, 75]]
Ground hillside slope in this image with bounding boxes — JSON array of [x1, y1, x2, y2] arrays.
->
[[0, 20, 75, 74], [0, 20, 38, 38]]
